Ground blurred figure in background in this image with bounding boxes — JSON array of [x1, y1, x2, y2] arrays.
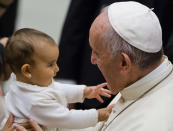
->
[[0, 0, 16, 103], [0, 0, 18, 38], [166, 32, 173, 62], [0, 0, 15, 113], [56, 0, 116, 110], [56, 0, 173, 110], [0, 1, 30, 130]]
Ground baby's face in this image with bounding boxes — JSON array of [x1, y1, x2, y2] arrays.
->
[[29, 43, 59, 87]]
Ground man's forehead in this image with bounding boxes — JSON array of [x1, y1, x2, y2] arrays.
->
[[92, 11, 108, 29]]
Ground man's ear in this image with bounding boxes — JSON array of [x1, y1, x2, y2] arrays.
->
[[21, 64, 32, 79], [120, 52, 132, 75]]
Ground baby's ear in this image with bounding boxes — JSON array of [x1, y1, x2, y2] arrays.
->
[[21, 64, 32, 79]]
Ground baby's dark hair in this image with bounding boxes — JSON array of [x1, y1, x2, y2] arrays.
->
[[5, 28, 56, 74]]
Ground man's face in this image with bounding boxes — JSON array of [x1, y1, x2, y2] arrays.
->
[[89, 21, 124, 94]]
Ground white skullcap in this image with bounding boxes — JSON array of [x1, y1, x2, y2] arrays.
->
[[108, 1, 162, 53]]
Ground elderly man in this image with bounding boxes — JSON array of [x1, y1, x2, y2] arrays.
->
[[86, 1, 173, 131], [59, 1, 173, 131]]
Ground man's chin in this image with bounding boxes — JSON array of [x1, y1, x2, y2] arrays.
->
[[108, 85, 120, 94]]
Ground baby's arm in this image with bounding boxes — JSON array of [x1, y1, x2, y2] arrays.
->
[[30, 100, 114, 129], [54, 82, 86, 103], [54, 82, 112, 104]]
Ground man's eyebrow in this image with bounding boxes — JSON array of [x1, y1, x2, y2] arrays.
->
[[48, 59, 57, 64]]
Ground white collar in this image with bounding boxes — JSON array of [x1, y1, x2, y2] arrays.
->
[[11, 73, 54, 92], [120, 56, 173, 100]]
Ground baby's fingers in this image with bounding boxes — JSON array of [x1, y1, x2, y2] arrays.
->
[[96, 95, 104, 103], [107, 104, 115, 114], [101, 88, 112, 94], [100, 92, 111, 98], [97, 83, 108, 89]]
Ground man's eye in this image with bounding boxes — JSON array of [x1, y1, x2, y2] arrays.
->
[[49, 63, 53, 67], [95, 52, 99, 57]]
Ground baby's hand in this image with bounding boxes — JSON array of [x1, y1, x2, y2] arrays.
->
[[97, 104, 114, 122], [84, 83, 112, 103]]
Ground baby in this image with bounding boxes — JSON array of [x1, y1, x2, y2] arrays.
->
[[4, 28, 113, 131]]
